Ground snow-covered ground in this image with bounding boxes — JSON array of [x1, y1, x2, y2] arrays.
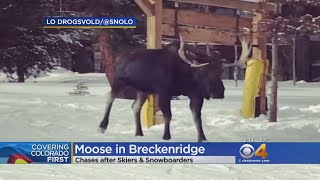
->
[[0, 68, 320, 180]]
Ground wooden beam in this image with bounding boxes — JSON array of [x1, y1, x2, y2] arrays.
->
[[148, 0, 155, 4], [163, 8, 252, 30], [147, 10, 162, 48], [141, 0, 163, 128], [167, 0, 277, 12], [162, 24, 251, 45], [135, 0, 155, 16], [163, 24, 234, 45], [252, 12, 268, 117], [252, 14, 267, 59]]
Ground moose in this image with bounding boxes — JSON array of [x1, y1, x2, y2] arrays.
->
[[98, 34, 252, 142]]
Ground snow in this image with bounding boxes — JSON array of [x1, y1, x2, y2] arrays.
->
[[296, 80, 307, 84], [34, 45, 48, 55], [58, 34, 73, 43], [0, 69, 320, 179], [300, 104, 320, 113]]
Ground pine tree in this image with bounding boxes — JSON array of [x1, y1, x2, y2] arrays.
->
[[0, 0, 93, 82], [0, 0, 147, 82], [68, 80, 90, 96], [81, 0, 147, 53]]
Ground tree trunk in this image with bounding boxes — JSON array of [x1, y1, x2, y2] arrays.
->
[[234, 45, 238, 87], [270, 35, 278, 122], [295, 35, 311, 82], [17, 64, 25, 83], [292, 35, 296, 86]]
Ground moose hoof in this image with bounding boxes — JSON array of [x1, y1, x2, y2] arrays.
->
[[162, 134, 171, 140], [198, 137, 208, 143], [98, 127, 106, 134], [135, 132, 144, 136]]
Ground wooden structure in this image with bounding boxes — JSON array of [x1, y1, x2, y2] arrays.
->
[[135, 0, 163, 128], [134, 0, 277, 127]]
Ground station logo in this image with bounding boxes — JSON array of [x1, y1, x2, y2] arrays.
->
[[239, 144, 269, 163]]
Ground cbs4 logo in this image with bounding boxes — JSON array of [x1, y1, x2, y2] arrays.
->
[[239, 144, 268, 159]]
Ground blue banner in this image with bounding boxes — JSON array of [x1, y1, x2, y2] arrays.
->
[[43, 17, 136, 28], [0, 142, 320, 164]]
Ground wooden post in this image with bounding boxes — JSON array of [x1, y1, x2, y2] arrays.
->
[[270, 34, 278, 122], [252, 12, 268, 116], [135, 0, 163, 128], [234, 10, 240, 87]]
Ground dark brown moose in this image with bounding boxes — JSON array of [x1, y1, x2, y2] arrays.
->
[[98, 34, 252, 142]]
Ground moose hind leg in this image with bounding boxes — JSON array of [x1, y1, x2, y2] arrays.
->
[[99, 91, 116, 133], [132, 91, 148, 136], [189, 97, 207, 142], [158, 94, 172, 140]]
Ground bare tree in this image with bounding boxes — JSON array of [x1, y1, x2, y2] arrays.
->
[[242, 0, 320, 122], [270, 31, 278, 122]]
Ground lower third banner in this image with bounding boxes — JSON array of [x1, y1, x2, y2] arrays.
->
[[1, 142, 320, 164]]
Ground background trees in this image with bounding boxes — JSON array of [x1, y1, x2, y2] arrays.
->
[[1, 0, 319, 85], [255, 0, 320, 121], [0, 0, 145, 82], [0, 0, 93, 82]]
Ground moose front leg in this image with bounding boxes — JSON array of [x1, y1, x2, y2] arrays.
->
[[99, 91, 116, 133], [189, 96, 207, 142]]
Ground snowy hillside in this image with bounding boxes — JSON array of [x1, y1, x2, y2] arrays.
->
[[0, 68, 320, 179]]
